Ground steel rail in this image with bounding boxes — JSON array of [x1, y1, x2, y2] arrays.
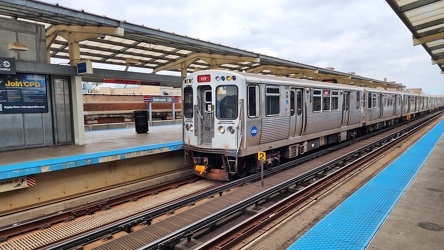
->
[[41, 112, 442, 249], [139, 113, 442, 249], [196, 112, 440, 249]]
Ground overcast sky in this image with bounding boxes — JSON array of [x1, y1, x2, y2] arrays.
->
[[45, 0, 443, 94]]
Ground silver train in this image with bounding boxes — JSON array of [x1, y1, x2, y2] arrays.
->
[[182, 70, 443, 181]]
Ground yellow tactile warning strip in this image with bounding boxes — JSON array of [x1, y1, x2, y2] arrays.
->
[[0, 180, 215, 250]]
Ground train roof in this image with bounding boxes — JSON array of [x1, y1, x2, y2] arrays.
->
[[188, 70, 441, 98]]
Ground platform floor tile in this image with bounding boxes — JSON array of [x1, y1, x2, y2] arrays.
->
[[288, 120, 444, 250]]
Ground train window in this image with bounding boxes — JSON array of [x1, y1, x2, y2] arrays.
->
[[183, 86, 193, 118], [332, 91, 339, 110], [290, 91, 295, 116], [266, 86, 280, 116], [297, 91, 302, 116], [323, 89, 331, 111], [313, 89, 322, 112], [248, 85, 260, 118], [205, 91, 212, 102], [372, 94, 377, 108], [205, 90, 212, 112], [367, 93, 372, 108], [216, 86, 238, 119], [356, 92, 361, 109]]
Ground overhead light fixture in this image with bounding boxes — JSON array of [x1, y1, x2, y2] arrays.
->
[[8, 41, 28, 51]]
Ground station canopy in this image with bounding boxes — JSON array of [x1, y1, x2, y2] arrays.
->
[[0, 0, 404, 89], [387, 0, 444, 74]]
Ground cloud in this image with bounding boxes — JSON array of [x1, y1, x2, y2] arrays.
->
[[45, 0, 443, 93]]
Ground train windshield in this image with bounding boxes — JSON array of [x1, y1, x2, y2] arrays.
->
[[216, 85, 238, 119], [183, 86, 193, 118]]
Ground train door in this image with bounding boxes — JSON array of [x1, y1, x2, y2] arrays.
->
[[52, 77, 73, 145], [367, 92, 379, 121], [342, 91, 350, 126], [197, 86, 213, 145], [379, 94, 384, 119], [289, 88, 303, 137]]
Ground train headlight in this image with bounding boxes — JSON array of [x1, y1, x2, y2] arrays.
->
[[218, 126, 225, 134], [189, 124, 194, 132], [227, 126, 235, 134], [185, 124, 189, 131]]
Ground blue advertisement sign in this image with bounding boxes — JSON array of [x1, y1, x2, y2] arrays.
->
[[0, 74, 48, 113]]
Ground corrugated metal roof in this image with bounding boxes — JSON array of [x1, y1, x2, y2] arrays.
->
[[387, 0, 444, 73], [0, 0, 403, 88]]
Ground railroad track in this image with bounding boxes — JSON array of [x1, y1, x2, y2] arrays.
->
[[197, 114, 441, 249], [0, 112, 441, 250]]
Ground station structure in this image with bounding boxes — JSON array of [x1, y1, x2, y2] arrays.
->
[[0, 0, 442, 249], [0, 0, 405, 151]]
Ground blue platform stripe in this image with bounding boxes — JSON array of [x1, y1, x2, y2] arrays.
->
[[289, 120, 444, 250], [0, 141, 182, 180]]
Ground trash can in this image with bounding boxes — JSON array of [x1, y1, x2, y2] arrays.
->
[[134, 110, 149, 133]]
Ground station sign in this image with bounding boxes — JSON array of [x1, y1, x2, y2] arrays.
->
[[0, 73, 48, 114], [0, 57, 16, 75], [144, 95, 180, 103], [77, 60, 93, 75], [102, 78, 161, 86], [102, 78, 139, 84], [0, 175, 36, 193]]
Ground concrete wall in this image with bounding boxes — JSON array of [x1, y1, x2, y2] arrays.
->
[[0, 18, 56, 150], [0, 17, 46, 62]]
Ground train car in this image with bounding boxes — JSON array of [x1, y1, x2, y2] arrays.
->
[[362, 89, 402, 132], [183, 70, 366, 181], [182, 70, 443, 181]]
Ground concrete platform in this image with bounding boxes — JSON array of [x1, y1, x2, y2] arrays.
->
[[367, 125, 444, 249], [0, 124, 183, 180], [288, 119, 444, 249]]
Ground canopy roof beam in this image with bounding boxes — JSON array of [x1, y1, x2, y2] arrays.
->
[[246, 65, 318, 75], [46, 25, 124, 65], [152, 53, 260, 77]]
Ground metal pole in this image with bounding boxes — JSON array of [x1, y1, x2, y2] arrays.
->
[[261, 160, 264, 187], [149, 102, 152, 126], [172, 100, 175, 123]]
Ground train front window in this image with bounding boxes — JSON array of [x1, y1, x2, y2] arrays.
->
[[184, 86, 193, 118], [216, 86, 238, 119]]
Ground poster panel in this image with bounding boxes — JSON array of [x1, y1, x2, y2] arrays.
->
[[0, 74, 48, 114]]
